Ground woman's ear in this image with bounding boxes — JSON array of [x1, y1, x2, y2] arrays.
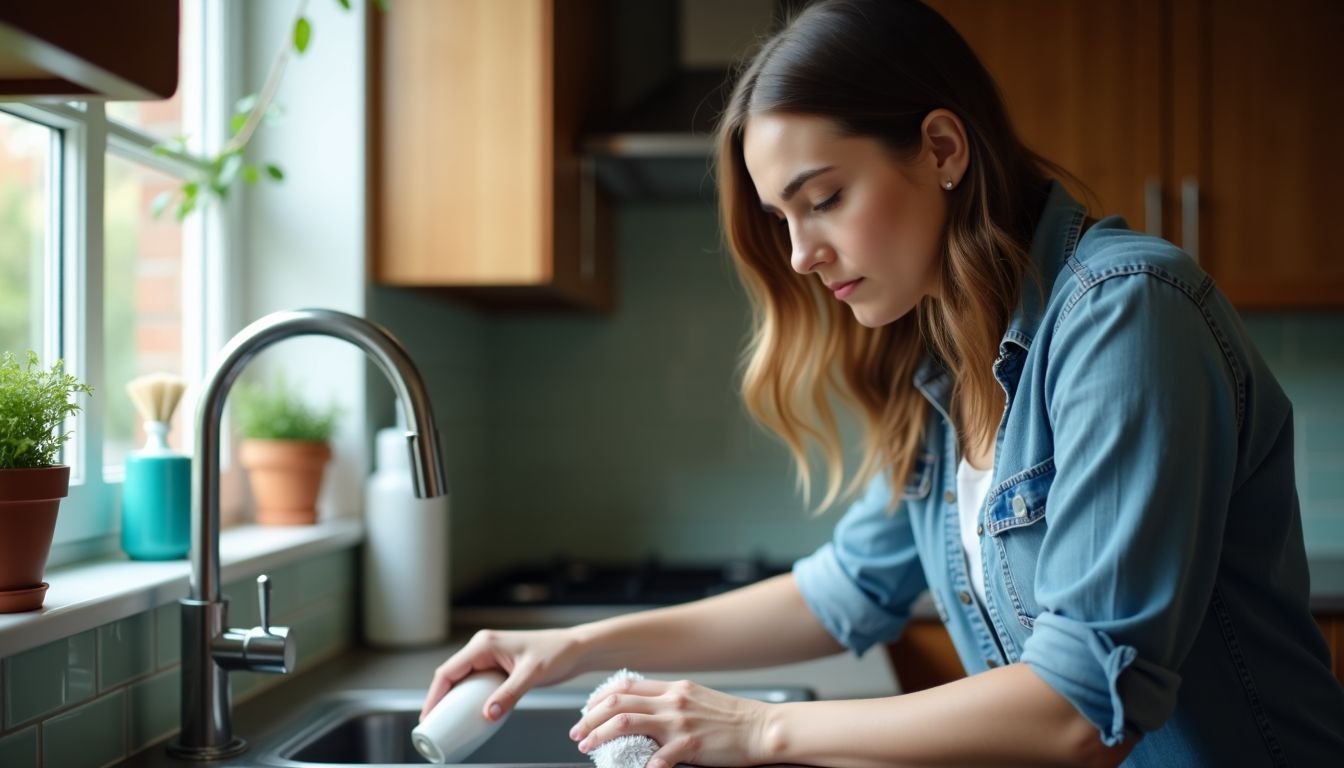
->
[[921, 109, 969, 190]]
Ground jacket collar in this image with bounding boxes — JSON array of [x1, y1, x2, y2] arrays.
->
[[913, 181, 1088, 406], [1001, 180, 1087, 355]]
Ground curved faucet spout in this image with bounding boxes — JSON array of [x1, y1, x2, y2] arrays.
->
[[172, 308, 446, 760], [192, 308, 446, 602]]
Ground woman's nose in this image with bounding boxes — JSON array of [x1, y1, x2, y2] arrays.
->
[[790, 233, 833, 275], [784, 242, 827, 278]]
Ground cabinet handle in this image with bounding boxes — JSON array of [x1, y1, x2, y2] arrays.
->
[[1181, 177, 1200, 264], [580, 156, 596, 282], [1144, 177, 1162, 236]]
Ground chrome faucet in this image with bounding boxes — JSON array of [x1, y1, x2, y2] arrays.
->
[[168, 308, 447, 760]]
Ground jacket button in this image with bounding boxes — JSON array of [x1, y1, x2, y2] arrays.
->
[[944, 490, 956, 504], [986, 659, 1000, 669], [1012, 495, 1028, 517], [958, 590, 972, 605], [976, 523, 984, 536]]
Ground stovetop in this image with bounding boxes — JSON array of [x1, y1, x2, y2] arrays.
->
[[454, 555, 791, 608]]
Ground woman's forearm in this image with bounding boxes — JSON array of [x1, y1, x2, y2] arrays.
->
[[570, 572, 844, 673], [760, 662, 1136, 768]]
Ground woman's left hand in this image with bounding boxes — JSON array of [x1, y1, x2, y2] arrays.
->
[[568, 677, 773, 768]]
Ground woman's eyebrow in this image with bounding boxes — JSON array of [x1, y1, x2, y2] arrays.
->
[[760, 166, 835, 214]]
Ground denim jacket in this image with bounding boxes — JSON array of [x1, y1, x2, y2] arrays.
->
[[793, 182, 1344, 765]]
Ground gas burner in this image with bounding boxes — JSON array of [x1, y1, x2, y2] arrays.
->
[[455, 555, 790, 608]]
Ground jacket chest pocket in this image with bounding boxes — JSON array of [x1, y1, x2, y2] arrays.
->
[[985, 457, 1055, 629]]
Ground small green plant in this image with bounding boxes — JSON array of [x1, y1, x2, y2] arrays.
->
[[0, 351, 94, 469], [152, 0, 388, 221], [233, 373, 340, 442]]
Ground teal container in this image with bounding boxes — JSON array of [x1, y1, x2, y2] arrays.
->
[[121, 453, 192, 560]]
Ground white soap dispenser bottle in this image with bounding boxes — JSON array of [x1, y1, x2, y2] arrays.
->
[[363, 419, 450, 646]]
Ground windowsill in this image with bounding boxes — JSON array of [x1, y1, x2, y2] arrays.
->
[[0, 518, 363, 659]]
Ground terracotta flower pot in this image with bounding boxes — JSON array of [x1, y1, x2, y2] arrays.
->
[[239, 439, 331, 525], [0, 465, 70, 613]]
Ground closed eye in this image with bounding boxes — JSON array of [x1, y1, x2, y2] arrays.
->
[[813, 190, 842, 212]]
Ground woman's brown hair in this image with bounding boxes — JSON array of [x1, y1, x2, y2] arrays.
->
[[715, 0, 1068, 511]]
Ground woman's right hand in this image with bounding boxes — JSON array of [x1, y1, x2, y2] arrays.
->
[[419, 627, 588, 723]]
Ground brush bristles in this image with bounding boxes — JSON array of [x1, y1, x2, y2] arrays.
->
[[126, 372, 188, 424]]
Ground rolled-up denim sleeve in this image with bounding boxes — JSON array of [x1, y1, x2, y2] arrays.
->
[[793, 472, 928, 656], [1023, 271, 1238, 745]]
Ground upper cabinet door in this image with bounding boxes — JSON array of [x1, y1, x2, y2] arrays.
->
[[1171, 0, 1344, 308], [374, 0, 612, 310], [0, 0, 179, 101], [924, 0, 1165, 236]]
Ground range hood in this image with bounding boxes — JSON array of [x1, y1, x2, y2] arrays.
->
[[582, 69, 730, 201], [581, 0, 803, 201]]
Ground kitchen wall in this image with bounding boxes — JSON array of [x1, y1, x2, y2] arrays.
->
[[1241, 313, 1344, 549], [370, 201, 1344, 596], [0, 549, 357, 768], [368, 201, 845, 594]]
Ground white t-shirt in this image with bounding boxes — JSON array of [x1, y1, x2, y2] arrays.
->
[[957, 455, 994, 605]]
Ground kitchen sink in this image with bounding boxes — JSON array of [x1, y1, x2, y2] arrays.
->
[[253, 686, 815, 767]]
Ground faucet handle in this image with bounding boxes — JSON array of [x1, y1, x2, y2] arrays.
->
[[257, 574, 272, 634], [212, 573, 296, 674]]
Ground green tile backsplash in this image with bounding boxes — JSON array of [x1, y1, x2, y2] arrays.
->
[[0, 726, 38, 768], [152, 604, 178, 671], [127, 669, 178, 754], [42, 691, 125, 768], [1241, 313, 1344, 549], [0, 547, 357, 766], [4, 630, 96, 727], [97, 613, 154, 692], [371, 205, 1344, 593]]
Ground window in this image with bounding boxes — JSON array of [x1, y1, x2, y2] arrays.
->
[[0, 113, 55, 364], [103, 154, 192, 468], [0, 1, 228, 563]]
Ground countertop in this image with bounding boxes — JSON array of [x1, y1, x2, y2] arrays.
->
[[117, 633, 897, 767]]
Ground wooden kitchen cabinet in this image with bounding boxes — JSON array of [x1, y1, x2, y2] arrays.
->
[[924, 0, 1344, 309], [922, 0, 1165, 244], [885, 618, 966, 693], [1169, 0, 1344, 308], [372, 0, 614, 310], [888, 612, 1344, 693], [1318, 614, 1344, 687]]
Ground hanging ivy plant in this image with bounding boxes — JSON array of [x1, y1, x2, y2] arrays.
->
[[152, 0, 387, 220]]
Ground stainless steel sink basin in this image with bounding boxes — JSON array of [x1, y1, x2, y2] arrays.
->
[[254, 686, 815, 767]]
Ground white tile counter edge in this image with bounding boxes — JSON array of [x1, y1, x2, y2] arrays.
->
[[0, 518, 363, 659]]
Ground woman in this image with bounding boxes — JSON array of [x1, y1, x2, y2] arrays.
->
[[421, 1, 1344, 765]]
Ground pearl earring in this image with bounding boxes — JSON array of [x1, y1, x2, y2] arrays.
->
[[943, 179, 955, 190]]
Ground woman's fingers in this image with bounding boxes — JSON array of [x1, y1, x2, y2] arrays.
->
[[581, 676, 674, 712], [575, 712, 668, 755], [419, 631, 505, 721], [569, 692, 661, 740], [572, 679, 695, 743], [570, 679, 769, 767], [420, 656, 471, 721], [646, 741, 693, 768], [482, 662, 539, 721]]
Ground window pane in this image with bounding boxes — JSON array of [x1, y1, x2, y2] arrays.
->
[[106, 0, 189, 140], [0, 112, 52, 358], [104, 154, 187, 470]]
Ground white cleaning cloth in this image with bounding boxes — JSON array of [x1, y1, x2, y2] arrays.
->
[[581, 669, 660, 768]]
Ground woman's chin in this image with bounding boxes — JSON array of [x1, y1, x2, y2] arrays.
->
[[849, 299, 917, 328]]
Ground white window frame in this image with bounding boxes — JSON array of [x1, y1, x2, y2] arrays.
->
[[0, 0, 234, 566]]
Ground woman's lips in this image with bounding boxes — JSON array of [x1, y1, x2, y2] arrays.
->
[[832, 278, 862, 300]]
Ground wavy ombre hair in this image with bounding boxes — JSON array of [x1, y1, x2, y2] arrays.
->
[[716, 0, 1066, 512]]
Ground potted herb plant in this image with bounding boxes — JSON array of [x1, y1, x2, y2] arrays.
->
[[233, 373, 340, 525], [0, 351, 93, 612]]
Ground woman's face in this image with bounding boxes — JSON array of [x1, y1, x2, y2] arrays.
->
[[742, 111, 965, 327]]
